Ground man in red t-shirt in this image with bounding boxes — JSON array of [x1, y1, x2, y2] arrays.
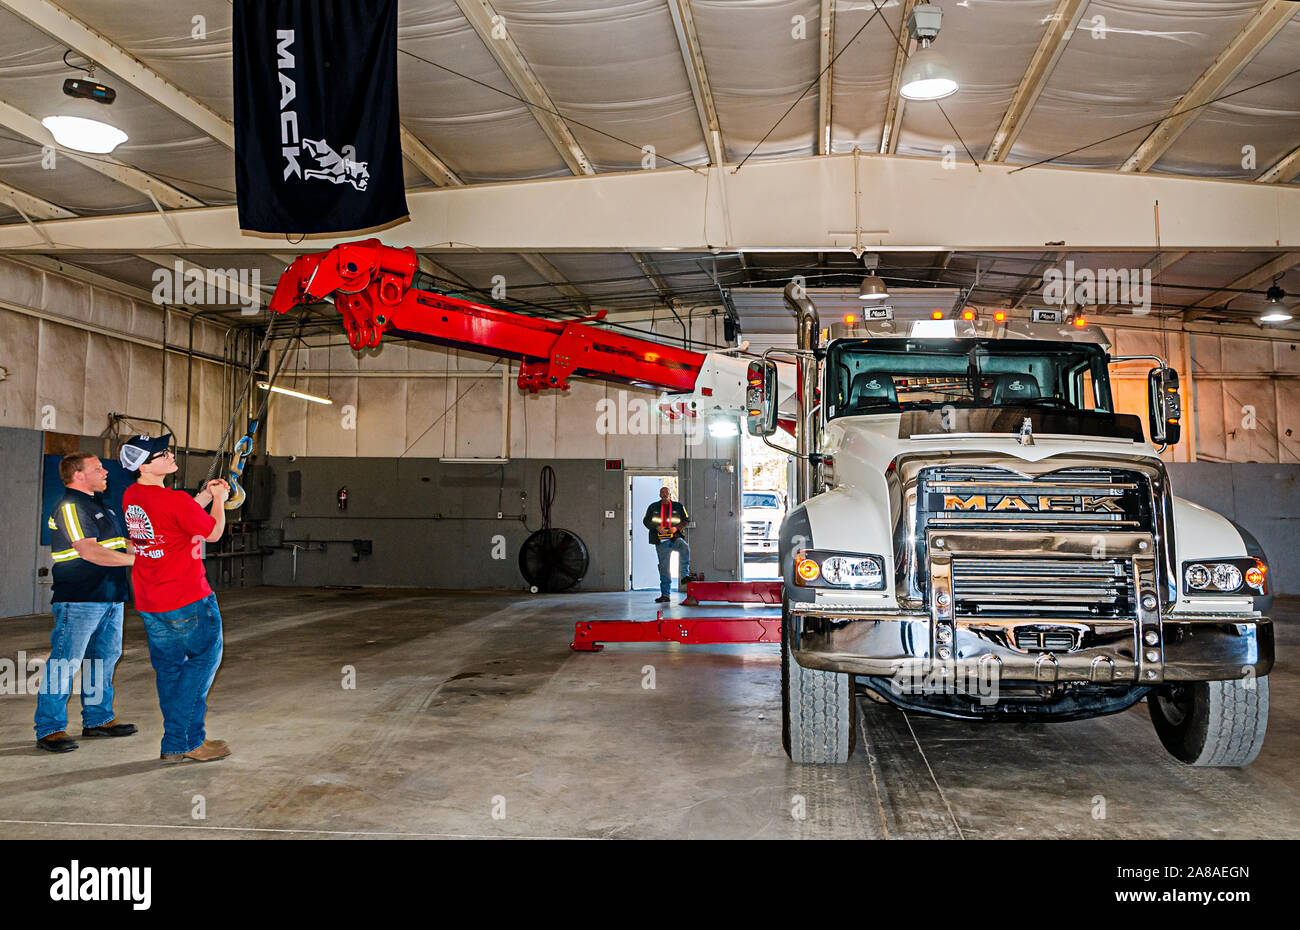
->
[[120, 434, 232, 764]]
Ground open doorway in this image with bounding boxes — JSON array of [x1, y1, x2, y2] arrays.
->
[[627, 473, 679, 591], [741, 429, 793, 581]]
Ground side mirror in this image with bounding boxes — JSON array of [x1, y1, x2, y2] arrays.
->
[[745, 359, 779, 437], [1147, 367, 1181, 445]]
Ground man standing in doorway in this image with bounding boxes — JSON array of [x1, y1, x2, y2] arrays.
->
[[120, 434, 232, 764], [643, 486, 693, 604], [35, 453, 138, 753]]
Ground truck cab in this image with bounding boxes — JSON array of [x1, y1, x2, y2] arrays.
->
[[746, 304, 1273, 767]]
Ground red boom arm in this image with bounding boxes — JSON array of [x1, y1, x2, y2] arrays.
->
[[269, 238, 705, 394]]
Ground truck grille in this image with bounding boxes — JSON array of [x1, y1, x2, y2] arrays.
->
[[744, 520, 770, 540], [911, 466, 1153, 618], [921, 466, 1148, 530], [951, 557, 1134, 617]]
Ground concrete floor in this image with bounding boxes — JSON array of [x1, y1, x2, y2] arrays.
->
[[0, 587, 1295, 839]]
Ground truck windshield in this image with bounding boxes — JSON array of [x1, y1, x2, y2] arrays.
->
[[744, 492, 781, 509], [826, 338, 1115, 419]]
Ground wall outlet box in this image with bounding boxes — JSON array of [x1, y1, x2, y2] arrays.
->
[[604, 510, 615, 518]]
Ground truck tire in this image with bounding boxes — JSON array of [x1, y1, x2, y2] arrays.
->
[[1147, 677, 1268, 767], [781, 597, 855, 764]]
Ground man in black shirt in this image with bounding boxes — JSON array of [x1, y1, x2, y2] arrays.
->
[[35, 453, 139, 753], [642, 486, 693, 603]]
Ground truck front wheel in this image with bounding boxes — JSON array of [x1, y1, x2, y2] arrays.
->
[[1147, 677, 1268, 767], [782, 598, 855, 764]]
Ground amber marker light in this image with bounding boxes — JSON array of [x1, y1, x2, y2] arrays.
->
[[931, 310, 944, 320], [1072, 316, 1087, 328], [844, 313, 857, 324], [795, 557, 820, 582], [1246, 562, 1266, 588], [961, 309, 976, 321], [994, 311, 1006, 322]]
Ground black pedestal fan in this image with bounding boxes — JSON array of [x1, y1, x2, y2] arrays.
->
[[518, 465, 589, 593]]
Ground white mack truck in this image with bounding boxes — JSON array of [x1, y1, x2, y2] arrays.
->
[[731, 284, 1273, 767]]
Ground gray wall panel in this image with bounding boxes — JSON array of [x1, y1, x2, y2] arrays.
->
[[0, 427, 43, 617]]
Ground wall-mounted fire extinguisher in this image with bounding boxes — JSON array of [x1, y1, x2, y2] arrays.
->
[[337, 486, 348, 511]]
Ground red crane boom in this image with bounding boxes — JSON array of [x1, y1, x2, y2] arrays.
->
[[268, 238, 705, 394]]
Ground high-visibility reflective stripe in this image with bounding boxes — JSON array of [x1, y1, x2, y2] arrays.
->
[[47, 517, 56, 530], [51, 548, 80, 562], [97, 537, 127, 549], [62, 503, 85, 541]]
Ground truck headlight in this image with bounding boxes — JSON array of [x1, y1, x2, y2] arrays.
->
[[1182, 558, 1266, 595], [794, 550, 885, 589]]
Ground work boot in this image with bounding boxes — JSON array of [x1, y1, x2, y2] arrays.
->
[[654, 595, 670, 603], [82, 719, 138, 738], [37, 731, 78, 753], [160, 740, 231, 764]]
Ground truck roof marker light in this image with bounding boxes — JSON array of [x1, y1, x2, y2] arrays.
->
[[931, 310, 944, 320], [994, 311, 1006, 322], [844, 313, 857, 325], [961, 309, 976, 321], [795, 557, 820, 582], [1072, 316, 1087, 328]]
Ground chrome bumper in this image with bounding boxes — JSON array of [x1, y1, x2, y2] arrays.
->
[[790, 608, 1273, 683]]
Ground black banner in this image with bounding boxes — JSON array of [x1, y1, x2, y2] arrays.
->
[[232, 0, 408, 235]]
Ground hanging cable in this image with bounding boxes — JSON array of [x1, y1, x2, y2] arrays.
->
[[539, 465, 557, 531]]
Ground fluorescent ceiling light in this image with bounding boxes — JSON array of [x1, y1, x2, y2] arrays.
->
[[41, 115, 127, 154], [439, 457, 510, 464], [257, 381, 333, 405], [900, 44, 958, 101]]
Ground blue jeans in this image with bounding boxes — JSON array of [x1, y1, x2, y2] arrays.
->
[[34, 602, 124, 739], [655, 538, 691, 597], [139, 593, 224, 754]]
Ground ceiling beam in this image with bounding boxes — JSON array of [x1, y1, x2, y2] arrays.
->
[[984, 0, 1088, 162], [630, 251, 674, 307], [667, 0, 724, 167], [1121, 0, 1296, 173], [1257, 144, 1300, 184], [398, 126, 465, 187], [1184, 251, 1300, 320], [879, 0, 918, 155], [0, 98, 203, 209], [3, 153, 1299, 253], [1009, 251, 1067, 308], [817, 0, 834, 156], [517, 253, 590, 309], [0, 178, 75, 220], [454, 0, 595, 176]]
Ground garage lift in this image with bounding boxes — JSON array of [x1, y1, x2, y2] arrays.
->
[[270, 238, 783, 650]]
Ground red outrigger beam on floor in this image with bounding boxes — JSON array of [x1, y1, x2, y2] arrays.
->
[[570, 611, 781, 652], [681, 580, 782, 606]]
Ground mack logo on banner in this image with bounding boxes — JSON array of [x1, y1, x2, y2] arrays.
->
[[232, 0, 409, 235]]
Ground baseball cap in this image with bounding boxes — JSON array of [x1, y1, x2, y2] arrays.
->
[[119, 433, 173, 472]]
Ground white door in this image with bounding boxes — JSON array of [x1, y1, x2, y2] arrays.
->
[[629, 475, 674, 590]]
